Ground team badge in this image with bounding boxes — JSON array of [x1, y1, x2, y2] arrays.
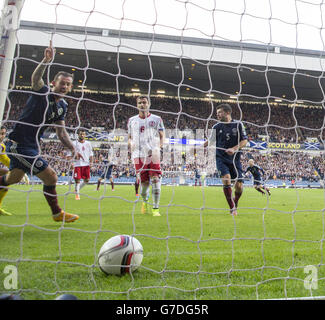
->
[[35, 160, 43, 168]]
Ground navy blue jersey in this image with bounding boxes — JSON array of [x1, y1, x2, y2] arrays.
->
[[245, 165, 264, 180], [194, 168, 200, 178], [210, 120, 247, 164], [101, 159, 114, 179], [9, 86, 67, 148], [102, 159, 114, 167]]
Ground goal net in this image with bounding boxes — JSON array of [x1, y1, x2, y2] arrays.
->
[[0, 0, 324, 301]]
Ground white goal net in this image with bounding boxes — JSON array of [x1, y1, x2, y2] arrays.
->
[[0, 0, 325, 301]]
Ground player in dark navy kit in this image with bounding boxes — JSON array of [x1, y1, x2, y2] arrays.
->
[[194, 167, 201, 187], [0, 41, 82, 222], [204, 104, 248, 216], [96, 153, 115, 191], [245, 159, 271, 196]]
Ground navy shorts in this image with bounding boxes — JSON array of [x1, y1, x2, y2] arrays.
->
[[253, 179, 263, 186], [101, 165, 113, 179], [216, 158, 244, 181], [7, 140, 48, 175]]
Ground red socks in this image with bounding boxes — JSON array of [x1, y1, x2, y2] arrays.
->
[[43, 185, 61, 215], [234, 190, 242, 207], [223, 186, 235, 209], [223, 186, 243, 209]]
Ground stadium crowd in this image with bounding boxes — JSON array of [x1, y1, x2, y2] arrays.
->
[[2, 91, 325, 183], [4, 91, 325, 142]]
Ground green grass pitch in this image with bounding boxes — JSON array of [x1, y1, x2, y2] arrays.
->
[[0, 184, 324, 300]]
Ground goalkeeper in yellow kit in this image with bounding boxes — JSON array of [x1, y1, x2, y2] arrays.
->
[[0, 127, 29, 216]]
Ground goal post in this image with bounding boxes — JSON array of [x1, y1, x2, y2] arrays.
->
[[0, 0, 24, 123]]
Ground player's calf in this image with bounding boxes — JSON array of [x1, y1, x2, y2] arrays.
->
[[151, 176, 161, 211]]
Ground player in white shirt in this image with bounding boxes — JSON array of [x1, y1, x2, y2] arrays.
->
[[128, 96, 165, 217], [67, 130, 93, 200]]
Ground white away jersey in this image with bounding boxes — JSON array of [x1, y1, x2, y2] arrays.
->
[[70, 140, 93, 167], [128, 113, 165, 159]]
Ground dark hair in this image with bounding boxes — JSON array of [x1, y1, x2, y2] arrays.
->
[[53, 71, 74, 82], [216, 103, 232, 114], [136, 95, 149, 102], [0, 126, 6, 131]]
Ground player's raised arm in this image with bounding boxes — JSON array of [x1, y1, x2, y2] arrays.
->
[[31, 40, 56, 91]]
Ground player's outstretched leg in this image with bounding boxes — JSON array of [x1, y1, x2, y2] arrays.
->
[[37, 167, 79, 222], [0, 187, 11, 216], [0, 173, 21, 216], [255, 185, 265, 195], [263, 186, 271, 196]]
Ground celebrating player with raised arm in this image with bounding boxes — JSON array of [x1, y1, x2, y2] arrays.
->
[[204, 103, 248, 216], [128, 96, 165, 217], [245, 159, 271, 196], [0, 41, 82, 222]]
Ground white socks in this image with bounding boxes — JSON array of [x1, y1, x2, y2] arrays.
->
[[141, 183, 150, 202], [75, 181, 87, 195], [151, 179, 161, 209], [75, 182, 80, 194], [80, 181, 87, 190]]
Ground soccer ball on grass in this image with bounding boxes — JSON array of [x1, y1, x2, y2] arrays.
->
[[98, 235, 143, 275]]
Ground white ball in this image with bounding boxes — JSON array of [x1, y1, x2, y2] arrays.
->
[[98, 235, 143, 275]]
